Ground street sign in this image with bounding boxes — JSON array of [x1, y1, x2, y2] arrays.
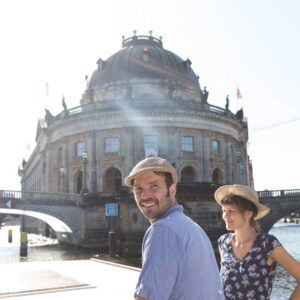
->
[[105, 203, 118, 216]]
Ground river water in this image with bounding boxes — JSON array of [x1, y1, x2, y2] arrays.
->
[[0, 219, 299, 299]]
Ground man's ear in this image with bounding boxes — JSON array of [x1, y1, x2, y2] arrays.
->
[[169, 183, 177, 199]]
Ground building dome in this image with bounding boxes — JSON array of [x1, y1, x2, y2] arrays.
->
[[90, 35, 199, 89], [82, 35, 201, 105]]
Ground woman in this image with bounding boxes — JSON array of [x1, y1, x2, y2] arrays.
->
[[215, 184, 300, 299]]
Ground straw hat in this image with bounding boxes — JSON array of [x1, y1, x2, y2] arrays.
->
[[214, 184, 270, 220], [125, 157, 177, 187]]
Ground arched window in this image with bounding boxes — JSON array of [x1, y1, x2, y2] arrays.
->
[[181, 166, 195, 182], [105, 167, 122, 194], [212, 168, 223, 184]]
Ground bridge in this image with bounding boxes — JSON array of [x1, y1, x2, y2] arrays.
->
[[258, 189, 300, 231], [0, 190, 83, 246], [0, 188, 299, 248]]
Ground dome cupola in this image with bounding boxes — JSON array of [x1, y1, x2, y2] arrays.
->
[[82, 33, 202, 105]]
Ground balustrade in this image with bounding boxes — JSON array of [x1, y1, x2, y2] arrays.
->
[[0, 190, 82, 203], [1, 188, 300, 205], [258, 189, 300, 198]]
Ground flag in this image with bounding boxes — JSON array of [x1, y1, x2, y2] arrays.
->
[[237, 87, 242, 99], [45, 83, 49, 96], [6, 200, 15, 208]]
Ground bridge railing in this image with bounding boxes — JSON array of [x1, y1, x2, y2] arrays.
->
[[0, 190, 82, 203], [258, 189, 300, 198]]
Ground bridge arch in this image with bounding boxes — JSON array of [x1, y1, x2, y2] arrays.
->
[[258, 190, 300, 232], [0, 208, 81, 246]]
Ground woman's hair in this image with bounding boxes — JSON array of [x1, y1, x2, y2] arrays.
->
[[221, 194, 262, 233]]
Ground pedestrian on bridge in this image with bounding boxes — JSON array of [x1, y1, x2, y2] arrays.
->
[[125, 156, 224, 300], [215, 184, 300, 300]]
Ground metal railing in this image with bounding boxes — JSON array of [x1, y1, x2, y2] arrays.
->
[[1, 187, 299, 205], [209, 104, 226, 115], [53, 101, 239, 124], [258, 189, 300, 198], [0, 190, 82, 202]]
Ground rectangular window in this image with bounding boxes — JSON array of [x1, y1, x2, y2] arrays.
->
[[236, 149, 242, 163], [105, 137, 119, 153], [144, 135, 158, 157], [182, 136, 194, 152], [75, 142, 84, 157], [212, 140, 220, 156]]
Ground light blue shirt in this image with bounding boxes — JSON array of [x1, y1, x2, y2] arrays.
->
[[135, 205, 224, 300]]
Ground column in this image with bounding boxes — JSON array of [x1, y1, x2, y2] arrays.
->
[[196, 131, 203, 181], [202, 130, 211, 182], [124, 127, 135, 181], [45, 143, 52, 192], [87, 131, 97, 192], [166, 127, 177, 163], [225, 135, 232, 184], [62, 137, 69, 193]]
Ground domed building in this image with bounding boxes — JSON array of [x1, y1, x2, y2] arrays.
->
[[19, 33, 252, 250]]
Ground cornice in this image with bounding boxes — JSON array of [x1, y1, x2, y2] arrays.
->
[[44, 106, 246, 143]]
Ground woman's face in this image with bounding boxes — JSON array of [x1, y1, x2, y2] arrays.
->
[[222, 203, 252, 231]]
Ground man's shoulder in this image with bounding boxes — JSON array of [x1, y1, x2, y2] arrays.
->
[[154, 205, 194, 230], [153, 207, 209, 243]]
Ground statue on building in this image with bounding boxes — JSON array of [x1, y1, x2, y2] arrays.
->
[[201, 86, 209, 103], [22, 159, 27, 167], [236, 107, 244, 120], [62, 95, 67, 111], [85, 74, 90, 89], [225, 95, 229, 110]]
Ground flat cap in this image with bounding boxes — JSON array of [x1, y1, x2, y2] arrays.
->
[[125, 157, 177, 187]]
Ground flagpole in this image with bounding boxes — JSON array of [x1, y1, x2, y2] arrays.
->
[[236, 86, 242, 112]]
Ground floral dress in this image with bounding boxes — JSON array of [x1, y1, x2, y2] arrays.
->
[[218, 233, 281, 300]]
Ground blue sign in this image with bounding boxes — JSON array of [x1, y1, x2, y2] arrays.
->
[[106, 203, 118, 216]]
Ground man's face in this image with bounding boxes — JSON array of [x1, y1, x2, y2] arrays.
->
[[133, 171, 176, 224]]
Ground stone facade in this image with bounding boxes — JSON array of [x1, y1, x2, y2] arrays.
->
[[20, 110, 249, 193]]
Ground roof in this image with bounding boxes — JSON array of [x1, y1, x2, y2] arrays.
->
[[89, 35, 200, 89]]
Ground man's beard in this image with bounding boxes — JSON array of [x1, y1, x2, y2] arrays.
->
[[138, 193, 173, 223]]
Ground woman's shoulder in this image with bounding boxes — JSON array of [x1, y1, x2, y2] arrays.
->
[[258, 232, 280, 242], [257, 232, 282, 250], [218, 232, 233, 246]]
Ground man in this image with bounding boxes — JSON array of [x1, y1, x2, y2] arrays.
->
[[125, 157, 224, 300]]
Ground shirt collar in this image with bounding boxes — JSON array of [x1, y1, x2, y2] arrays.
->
[[161, 204, 183, 219]]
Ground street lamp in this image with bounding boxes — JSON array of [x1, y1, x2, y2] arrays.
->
[[81, 151, 89, 194], [60, 167, 65, 176]]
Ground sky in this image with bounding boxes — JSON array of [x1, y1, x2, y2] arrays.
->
[[0, 0, 299, 192]]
